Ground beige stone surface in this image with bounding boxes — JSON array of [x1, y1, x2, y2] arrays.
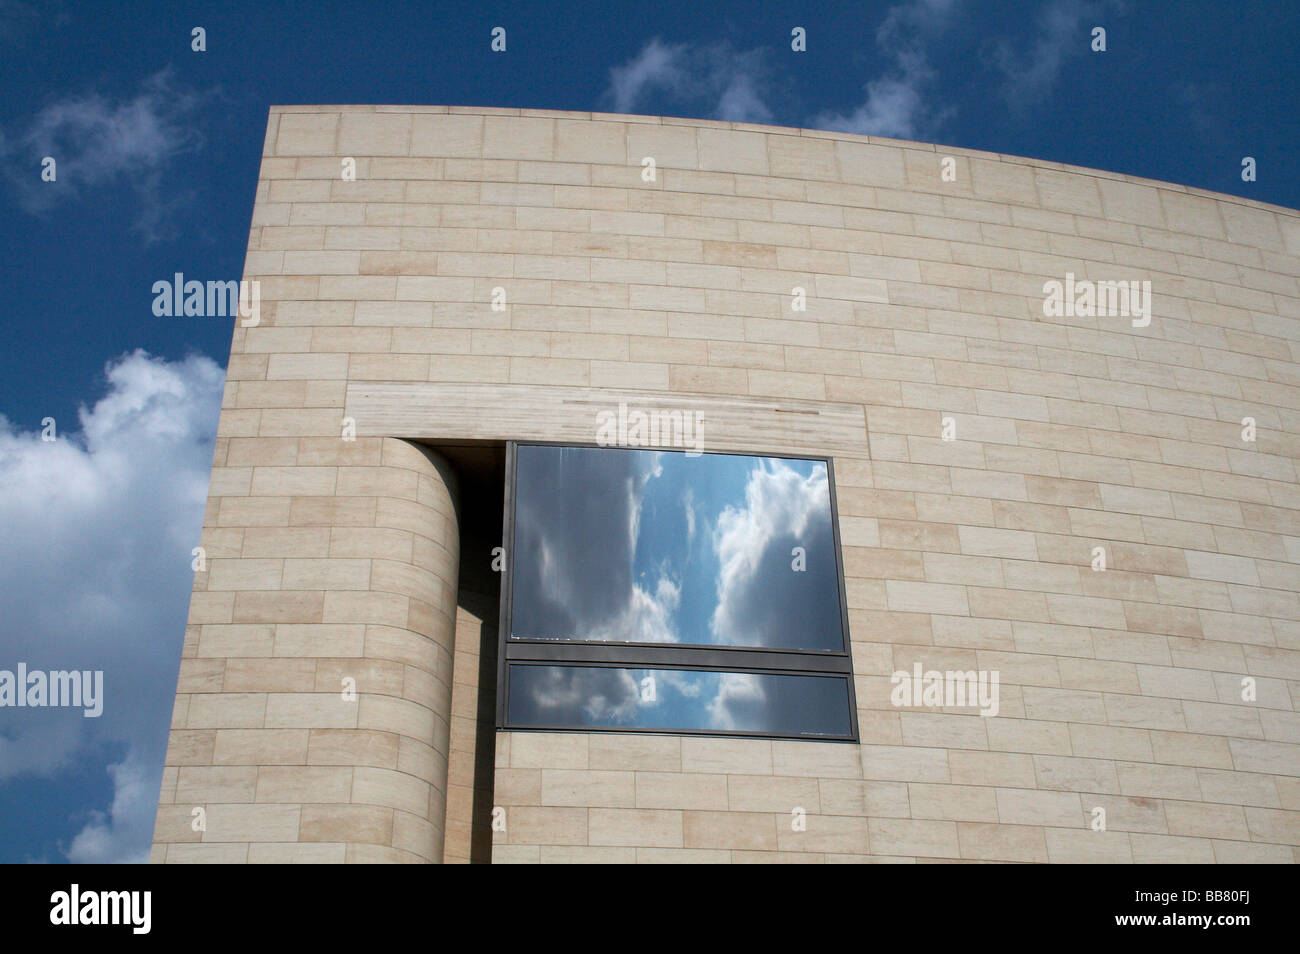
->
[[155, 106, 1300, 864]]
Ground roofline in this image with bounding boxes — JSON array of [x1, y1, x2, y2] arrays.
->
[[263, 104, 1299, 219]]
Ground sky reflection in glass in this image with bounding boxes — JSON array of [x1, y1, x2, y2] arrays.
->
[[510, 445, 845, 652], [508, 665, 853, 738]]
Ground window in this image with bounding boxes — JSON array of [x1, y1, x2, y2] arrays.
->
[[497, 443, 857, 741]]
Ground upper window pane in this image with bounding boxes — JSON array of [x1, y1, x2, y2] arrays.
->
[[510, 444, 847, 652]]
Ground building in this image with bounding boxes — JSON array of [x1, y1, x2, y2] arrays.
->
[[151, 105, 1300, 863]]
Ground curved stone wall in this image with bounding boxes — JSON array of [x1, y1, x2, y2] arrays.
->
[[153, 437, 459, 862], [155, 105, 1299, 863]]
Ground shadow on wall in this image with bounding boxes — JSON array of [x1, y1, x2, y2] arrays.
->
[[429, 442, 504, 864]]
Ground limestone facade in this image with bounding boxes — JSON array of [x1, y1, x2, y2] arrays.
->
[[152, 106, 1300, 863]]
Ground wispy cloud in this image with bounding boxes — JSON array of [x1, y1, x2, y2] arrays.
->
[[1175, 80, 1223, 139], [0, 350, 223, 861], [0, 69, 209, 241], [66, 753, 155, 864], [812, 0, 959, 139], [0, 0, 64, 46], [992, 0, 1117, 108], [608, 38, 685, 114], [605, 37, 775, 124], [812, 52, 937, 140]]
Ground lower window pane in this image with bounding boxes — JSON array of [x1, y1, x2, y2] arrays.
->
[[507, 665, 853, 739]]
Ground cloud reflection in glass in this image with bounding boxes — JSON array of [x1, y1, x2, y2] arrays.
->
[[503, 445, 855, 739], [508, 665, 853, 738], [510, 444, 845, 651]]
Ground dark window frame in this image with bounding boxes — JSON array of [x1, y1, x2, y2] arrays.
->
[[495, 440, 859, 742]]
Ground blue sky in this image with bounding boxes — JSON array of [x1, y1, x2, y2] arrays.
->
[[0, 0, 1296, 862]]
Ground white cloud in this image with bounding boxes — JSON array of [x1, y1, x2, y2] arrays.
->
[[812, 0, 958, 139], [713, 67, 773, 124], [600, 575, 680, 644], [813, 53, 936, 140], [683, 487, 696, 547], [605, 38, 774, 124], [708, 671, 766, 731], [0, 69, 209, 240], [993, 0, 1114, 107], [0, 350, 223, 861], [66, 753, 155, 864], [709, 461, 831, 647], [608, 38, 688, 114], [523, 665, 644, 724]]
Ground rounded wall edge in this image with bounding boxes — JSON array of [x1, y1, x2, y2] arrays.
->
[[152, 438, 462, 864]]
